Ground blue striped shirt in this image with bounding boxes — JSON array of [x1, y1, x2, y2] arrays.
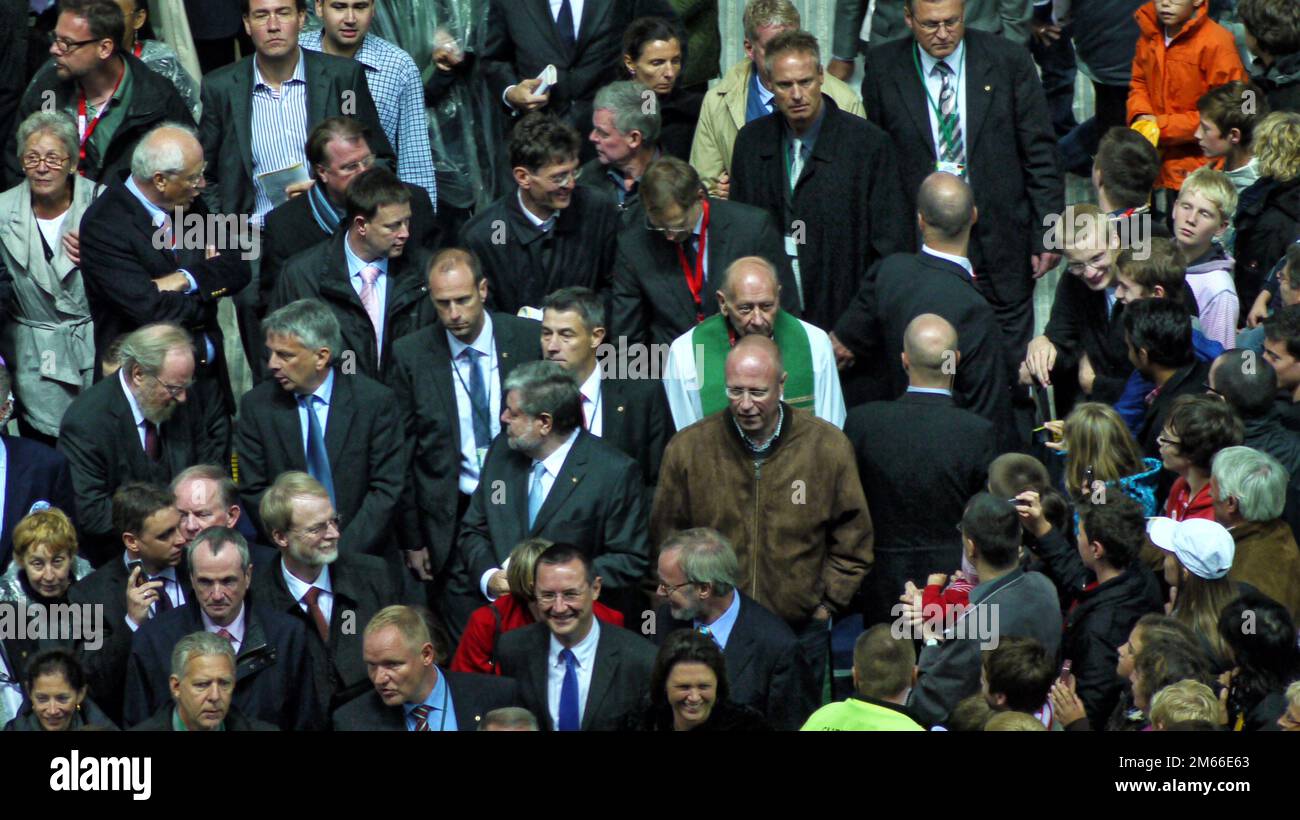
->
[[301, 29, 437, 202], [250, 50, 311, 221]]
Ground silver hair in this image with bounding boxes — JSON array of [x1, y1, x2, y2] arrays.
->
[[478, 706, 540, 731], [262, 298, 343, 360], [130, 121, 200, 180], [185, 526, 251, 574], [502, 360, 582, 433], [170, 464, 239, 510], [16, 110, 78, 165], [117, 323, 194, 377], [661, 528, 739, 596], [593, 80, 662, 145], [1211, 446, 1288, 522], [170, 630, 236, 680]]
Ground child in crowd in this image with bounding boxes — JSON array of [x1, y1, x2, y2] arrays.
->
[[1172, 166, 1240, 349], [1196, 80, 1269, 202]]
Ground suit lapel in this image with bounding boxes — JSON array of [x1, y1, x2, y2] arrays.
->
[[728, 64, 754, 130], [531, 433, 587, 533], [274, 389, 309, 470], [109, 377, 153, 475], [963, 38, 994, 156], [303, 50, 333, 128], [724, 599, 757, 682], [580, 626, 618, 731], [527, 627, 555, 730], [895, 47, 936, 159], [324, 374, 356, 469], [574, 0, 611, 58], [528, 0, 569, 60], [233, 59, 255, 183], [598, 376, 626, 445], [427, 329, 462, 446]]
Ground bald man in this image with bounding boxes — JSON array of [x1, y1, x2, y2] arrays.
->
[[844, 314, 997, 627], [663, 256, 845, 430], [79, 123, 251, 413], [653, 334, 872, 713]]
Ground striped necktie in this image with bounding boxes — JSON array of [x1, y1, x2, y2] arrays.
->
[[934, 61, 965, 166]]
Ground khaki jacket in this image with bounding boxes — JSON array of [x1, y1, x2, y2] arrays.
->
[[1229, 519, 1300, 622], [651, 405, 873, 624], [688, 60, 866, 191]]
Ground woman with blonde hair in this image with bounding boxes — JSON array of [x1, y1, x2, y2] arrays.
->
[[0, 507, 90, 605], [1045, 402, 1161, 514], [1235, 110, 1300, 316]]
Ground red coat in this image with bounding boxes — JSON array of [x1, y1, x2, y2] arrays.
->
[[449, 594, 626, 675], [1128, 1, 1246, 190], [1164, 476, 1215, 521]]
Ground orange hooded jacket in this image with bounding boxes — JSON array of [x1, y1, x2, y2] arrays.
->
[[1127, 1, 1246, 191]]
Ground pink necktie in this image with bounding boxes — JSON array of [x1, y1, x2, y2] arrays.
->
[[359, 265, 383, 349], [582, 394, 591, 430]]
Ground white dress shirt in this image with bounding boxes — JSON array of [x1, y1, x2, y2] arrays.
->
[[547, 619, 600, 730], [282, 562, 335, 626], [920, 244, 975, 279], [297, 369, 335, 455], [577, 365, 604, 437], [549, 0, 584, 35], [448, 313, 502, 495], [201, 603, 248, 654], [917, 40, 968, 167], [343, 235, 390, 355], [118, 369, 152, 452]]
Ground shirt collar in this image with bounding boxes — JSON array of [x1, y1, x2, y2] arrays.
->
[[917, 39, 965, 79], [921, 244, 975, 279], [516, 189, 555, 230], [448, 312, 495, 359], [404, 666, 450, 716], [732, 403, 785, 453], [749, 64, 774, 107], [201, 602, 248, 646], [784, 101, 827, 152], [548, 618, 600, 668], [578, 364, 602, 403], [300, 367, 335, 405], [117, 368, 147, 428], [695, 592, 741, 648], [124, 175, 168, 228], [253, 48, 306, 90], [301, 27, 380, 71], [281, 558, 332, 602], [907, 386, 953, 397], [344, 233, 389, 276], [536, 427, 581, 479]]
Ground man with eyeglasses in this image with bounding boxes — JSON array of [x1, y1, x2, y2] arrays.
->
[[663, 254, 843, 431], [610, 156, 793, 350], [121, 526, 325, 730], [3, 0, 193, 187], [78, 124, 251, 415], [461, 112, 619, 317], [250, 470, 398, 712], [59, 323, 230, 563], [860, 0, 1063, 383], [652, 334, 872, 709]]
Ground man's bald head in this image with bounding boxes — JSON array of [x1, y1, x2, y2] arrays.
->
[[902, 313, 959, 385], [131, 122, 205, 209], [718, 256, 782, 337], [917, 172, 975, 241], [726, 334, 784, 379], [724, 335, 786, 442]]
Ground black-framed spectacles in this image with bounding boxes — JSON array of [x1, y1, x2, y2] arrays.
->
[[51, 36, 100, 55]]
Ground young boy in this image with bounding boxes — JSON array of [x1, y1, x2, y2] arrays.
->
[[1129, 0, 1246, 199], [1172, 166, 1240, 349], [1197, 80, 1270, 197]]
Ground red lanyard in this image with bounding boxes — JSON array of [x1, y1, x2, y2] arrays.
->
[[674, 198, 710, 323], [77, 65, 126, 171]]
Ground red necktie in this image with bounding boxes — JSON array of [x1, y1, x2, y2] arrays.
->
[[143, 420, 160, 462], [411, 704, 432, 732], [302, 586, 329, 643]]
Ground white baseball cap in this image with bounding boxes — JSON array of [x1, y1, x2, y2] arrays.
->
[[1146, 516, 1234, 580]]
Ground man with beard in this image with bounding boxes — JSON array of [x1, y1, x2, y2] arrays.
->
[[663, 255, 844, 429], [250, 471, 396, 712], [454, 361, 650, 608], [59, 323, 228, 563]]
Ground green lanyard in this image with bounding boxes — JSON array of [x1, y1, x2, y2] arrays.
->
[[912, 44, 963, 149]]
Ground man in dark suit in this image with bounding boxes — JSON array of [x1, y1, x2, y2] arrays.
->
[[730, 30, 907, 333], [541, 286, 672, 497], [456, 361, 650, 609], [127, 631, 278, 731], [845, 314, 996, 628], [169, 464, 275, 562], [3, 0, 194, 186], [258, 117, 439, 313], [480, 0, 677, 148], [651, 527, 807, 729], [121, 527, 323, 730], [611, 156, 794, 349], [78, 125, 251, 412], [1125, 297, 1211, 458], [833, 172, 1013, 442], [333, 605, 522, 730], [496, 544, 656, 730], [389, 248, 540, 628], [461, 113, 620, 316], [67, 482, 193, 725], [249, 470, 399, 711], [859, 0, 1064, 364], [0, 381, 76, 572], [59, 324, 229, 562], [234, 299, 404, 557], [267, 167, 433, 382]]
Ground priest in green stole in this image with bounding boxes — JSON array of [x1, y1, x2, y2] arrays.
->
[[664, 256, 846, 428]]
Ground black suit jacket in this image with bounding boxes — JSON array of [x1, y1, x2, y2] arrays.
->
[[834, 252, 1013, 444], [331, 671, 523, 730], [0, 435, 75, 572], [234, 369, 405, 557], [456, 430, 650, 596], [610, 197, 795, 348], [250, 552, 396, 710], [652, 593, 808, 730], [198, 48, 394, 217], [266, 231, 434, 381], [845, 391, 996, 625], [66, 554, 196, 726], [259, 182, 439, 313], [58, 374, 230, 564], [1138, 361, 1212, 458], [128, 702, 278, 731], [480, 0, 678, 135], [461, 186, 620, 315], [730, 95, 908, 331], [388, 314, 541, 569], [121, 600, 324, 731], [78, 175, 252, 410], [861, 30, 1063, 306], [596, 372, 674, 498], [496, 621, 656, 731]]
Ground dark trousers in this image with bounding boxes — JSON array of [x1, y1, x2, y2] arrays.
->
[[1028, 8, 1077, 138], [791, 616, 831, 714], [1060, 82, 1132, 176]]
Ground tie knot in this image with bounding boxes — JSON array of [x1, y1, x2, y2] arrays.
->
[[533, 461, 547, 480], [215, 628, 234, 643], [934, 60, 953, 77], [560, 648, 576, 666], [303, 586, 321, 606], [411, 704, 432, 719], [462, 346, 481, 362], [359, 265, 381, 285]]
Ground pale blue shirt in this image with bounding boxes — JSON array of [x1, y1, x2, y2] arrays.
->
[[907, 386, 954, 397], [448, 313, 501, 495], [343, 236, 389, 356], [282, 561, 334, 626], [297, 369, 335, 457], [696, 592, 741, 650], [404, 667, 459, 731], [917, 40, 968, 166], [547, 619, 599, 730]]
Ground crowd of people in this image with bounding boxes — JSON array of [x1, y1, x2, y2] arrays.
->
[[1, 0, 1300, 733]]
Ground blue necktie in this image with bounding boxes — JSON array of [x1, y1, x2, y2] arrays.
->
[[558, 648, 580, 731], [528, 461, 547, 529], [555, 0, 576, 53], [302, 395, 336, 504], [465, 348, 491, 450]]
